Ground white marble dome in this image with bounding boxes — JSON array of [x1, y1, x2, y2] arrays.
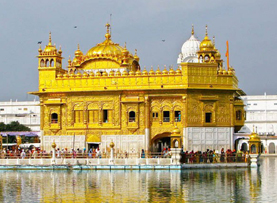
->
[[177, 31, 201, 64]]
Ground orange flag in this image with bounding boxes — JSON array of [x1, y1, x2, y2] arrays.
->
[[225, 41, 229, 70]]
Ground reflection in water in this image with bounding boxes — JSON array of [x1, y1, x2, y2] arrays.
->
[[0, 158, 276, 202]]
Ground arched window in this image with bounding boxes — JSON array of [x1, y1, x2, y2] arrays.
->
[[236, 110, 242, 120], [40, 59, 45, 67], [50, 59, 54, 67], [45, 59, 49, 67], [129, 111, 136, 122], [251, 144, 256, 154], [51, 113, 58, 124]]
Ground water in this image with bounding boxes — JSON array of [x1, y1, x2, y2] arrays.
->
[[0, 157, 276, 202]]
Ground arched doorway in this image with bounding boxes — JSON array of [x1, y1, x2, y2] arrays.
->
[[241, 143, 248, 152], [151, 132, 171, 152], [269, 142, 275, 154]]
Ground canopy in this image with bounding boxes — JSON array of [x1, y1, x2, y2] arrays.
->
[[0, 132, 39, 137]]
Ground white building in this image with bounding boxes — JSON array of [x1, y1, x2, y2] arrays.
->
[[235, 93, 277, 154], [239, 93, 277, 135], [0, 100, 40, 132]]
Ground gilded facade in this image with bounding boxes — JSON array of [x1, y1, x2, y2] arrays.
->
[[30, 24, 245, 152]]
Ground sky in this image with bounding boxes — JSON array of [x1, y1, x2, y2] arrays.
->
[[0, 0, 276, 101]]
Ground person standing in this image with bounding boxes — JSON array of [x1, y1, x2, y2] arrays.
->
[[20, 150, 26, 159], [141, 149, 145, 158]]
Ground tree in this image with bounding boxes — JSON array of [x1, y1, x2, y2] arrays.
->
[[0, 122, 6, 131], [4, 121, 31, 131]]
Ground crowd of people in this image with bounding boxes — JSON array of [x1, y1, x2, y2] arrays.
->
[[180, 148, 248, 164], [0, 147, 248, 163], [0, 147, 103, 159]]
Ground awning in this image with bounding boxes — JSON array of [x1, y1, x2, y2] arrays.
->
[[0, 132, 39, 137], [87, 135, 101, 143]]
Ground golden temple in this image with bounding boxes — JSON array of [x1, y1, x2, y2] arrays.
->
[[30, 24, 245, 153]]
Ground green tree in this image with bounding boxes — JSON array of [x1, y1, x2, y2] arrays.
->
[[0, 122, 6, 131], [5, 121, 31, 131]]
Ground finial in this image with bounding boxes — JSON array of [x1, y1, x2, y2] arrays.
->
[[191, 24, 194, 35], [164, 65, 166, 69], [49, 32, 52, 44], [105, 23, 110, 34], [77, 44, 80, 50], [256, 126, 258, 133], [58, 45, 62, 53], [135, 49, 137, 55], [68, 55, 71, 60], [205, 25, 208, 36], [213, 36, 215, 45], [157, 65, 160, 70], [124, 42, 126, 48], [151, 65, 153, 70], [144, 66, 146, 70]]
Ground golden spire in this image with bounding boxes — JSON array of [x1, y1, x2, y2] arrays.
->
[[191, 24, 194, 35], [106, 23, 110, 34], [213, 36, 215, 45], [135, 49, 137, 55], [124, 42, 126, 48], [105, 23, 111, 40], [77, 44, 80, 50], [48, 32, 52, 45], [205, 25, 208, 36]]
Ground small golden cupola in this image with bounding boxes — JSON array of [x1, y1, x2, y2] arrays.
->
[[197, 25, 217, 63], [75, 44, 83, 58], [37, 32, 63, 70], [43, 32, 57, 53]]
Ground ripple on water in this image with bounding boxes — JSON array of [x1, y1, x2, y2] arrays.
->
[[0, 158, 277, 202]]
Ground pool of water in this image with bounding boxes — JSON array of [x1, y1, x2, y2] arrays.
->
[[0, 157, 276, 202]]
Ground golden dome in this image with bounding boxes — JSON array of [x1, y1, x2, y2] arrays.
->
[[129, 70, 135, 76], [215, 50, 221, 59], [57, 73, 62, 78], [134, 49, 140, 62], [156, 66, 162, 75], [199, 26, 215, 51], [249, 131, 261, 142], [102, 71, 108, 76], [149, 67, 155, 75], [89, 72, 95, 77], [86, 24, 125, 59], [122, 70, 128, 76], [115, 70, 121, 76], [109, 70, 115, 76], [83, 72, 89, 77], [142, 68, 148, 75], [76, 72, 82, 78], [172, 126, 181, 135], [136, 69, 141, 75], [96, 71, 101, 77], [176, 68, 182, 74], [169, 68, 175, 75], [44, 32, 57, 53], [75, 44, 83, 57], [110, 141, 115, 148], [162, 66, 168, 75]]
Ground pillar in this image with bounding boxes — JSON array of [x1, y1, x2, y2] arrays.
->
[[145, 96, 150, 152]]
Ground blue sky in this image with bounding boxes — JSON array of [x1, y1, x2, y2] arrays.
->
[[0, 0, 276, 100]]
